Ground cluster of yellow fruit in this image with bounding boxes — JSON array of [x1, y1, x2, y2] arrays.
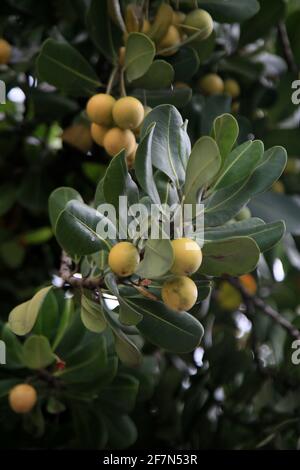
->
[[86, 93, 148, 167], [8, 383, 37, 414], [108, 238, 203, 312], [198, 73, 240, 112], [218, 274, 257, 311], [123, 4, 213, 57], [0, 38, 11, 65]]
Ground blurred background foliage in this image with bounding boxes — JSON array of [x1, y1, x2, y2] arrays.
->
[[1, 0, 300, 450]]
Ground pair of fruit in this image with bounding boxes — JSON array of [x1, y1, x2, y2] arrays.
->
[[87, 93, 145, 164], [8, 383, 37, 414], [156, 8, 213, 56], [0, 38, 11, 65], [108, 238, 203, 311], [199, 74, 240, 99]]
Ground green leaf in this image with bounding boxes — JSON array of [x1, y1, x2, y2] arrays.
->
[[204, 146, 287, 226], [135, 124, 161, 204], [184, 136, 221, 204], [133, 87, 192, 108], [240, 0, 285, 46], [204, 218, 285, 252], [100, 374, 139, 414], [102, 301, 142, 367], [49, 187, 83, 232], [212, 140, 264, 191], [9, 286, 53, 336], [55, 200, 114, 256], [36, 39, 101, 97], [199, 237, 260, 276], [154, 171, 180, 205], [81, 294, 107, 333], [22, 335, 55, 369], [103, 151, 139, 213], [197, 0, 260, 23], [133, 298, 204, 353], [167, 47, 200, 81], [142, 104, 191, 188], [0, 184, 16, 216], [125, 33, 155, 82], [52, 296, 74, 351], [86, 0, 117, 63], [136, 239, 174, 279], [132, 60, 174, 90], [250, 192, 300, 236], [212, 113, 239, 162]]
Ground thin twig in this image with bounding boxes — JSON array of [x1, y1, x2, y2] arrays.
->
[[226, 276, 300, 340], [277, 21, 298, 74]]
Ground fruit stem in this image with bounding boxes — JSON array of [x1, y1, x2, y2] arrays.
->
[[106, 65, 119, 95]]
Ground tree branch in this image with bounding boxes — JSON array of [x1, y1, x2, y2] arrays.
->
[[277, 21, 298, 74], [226, 276, 300, 340]]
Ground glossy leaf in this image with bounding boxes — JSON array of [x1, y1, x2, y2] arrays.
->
[[22, 335, 55, 369], [125, 33, 155, 82], [132, 60, 174, 90], [212, 113, 239, 162], [136, 239, 174, 279], [49, 187, 83, 232]]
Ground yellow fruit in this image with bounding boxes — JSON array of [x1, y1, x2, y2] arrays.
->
[[183, 9, 213, 39], [119, 46, 126, 67], [224, 78, 240, 99], [103, 127, 136, 157], [218, 282, 242, 311], [198, 73, 224, 95], [108, 242, 140, 277], [272, 180, 285, 193], [162, 276, 198, 311], [172, 11, 186, 25], [141, 19, 151, 34], [171, 238, 203, 275], [0, 38, 11, 65], [239, 274, 257, 295], [148, 3, 174, 43], [62, 124, 93, 153], [158, 25, 181, 56], [9, 384, 37, 414], [86, 93, 116, 126], [112, 96, 144, 130], [90, 123, 108, 147], [231, 101, 240, 114]]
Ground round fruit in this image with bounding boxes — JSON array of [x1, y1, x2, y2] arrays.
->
[[141, 19, 151, 34], [86, 93, 116, 126], [112, 96, 144, 130], [9, 384, 37, 414], [158, 25, 181, 56], [62, 124, 93, 153], [108, 242, 140, 277], [224, 78, 240, 99], [239, 274, 257, 295], [235, 207, 251, 221], [90, 122, 108, 147], [218, 282, 242, 311], [171, 238, 202, 275], [0, 38, 11, 65], [126, 143, 138, 169], [103, 127, 136, 157], [198, 73, 224, 95], [162, 276, 198, 311], [172, 11, 186, 25], [183, 9, 213, 39]]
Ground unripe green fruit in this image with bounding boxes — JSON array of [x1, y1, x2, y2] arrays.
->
[[86, 93, 116, 127], [198, 73, 224, 95], [103, 127, 136, 157], [112, 97, 144, 130], [235, 207, 251, 221], [224, 78, 240, 99], [9, 384, 37, 414], [0, 38, 11, 64], [183, 9, 213, 40], [171, 238, 203, 275], [108, 242, 140, 277], [162, 276, 198, 311]]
